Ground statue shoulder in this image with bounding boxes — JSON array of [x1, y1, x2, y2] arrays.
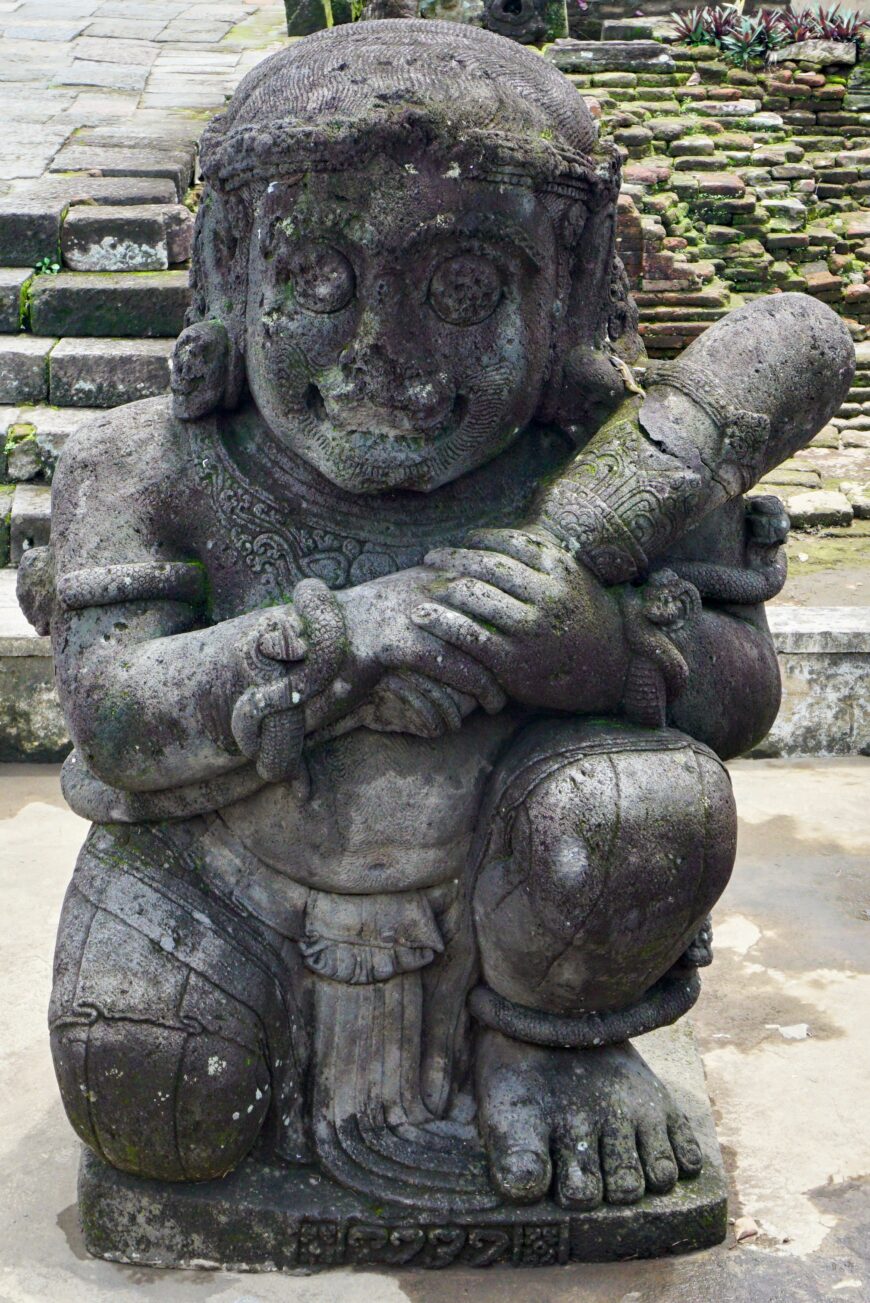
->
[[53, 396, 184, 501]]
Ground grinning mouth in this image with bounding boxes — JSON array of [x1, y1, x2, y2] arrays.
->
[[303, 383, 468, 458]]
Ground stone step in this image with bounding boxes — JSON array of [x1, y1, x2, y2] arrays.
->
[[0, 336, 56, 405], [547, 39, 676, 74], [9, 482, 50, 565], [1, 405, 100, 483], [48, 143, 196, 202], [60, 204, 194, 272], [49, 337, 174, 407], [28, 271, 190, 338], [0, 175, 180, 266], [0, 269, 31, 332], [0, 335, 173, 406], [0, 567, 67, 761]]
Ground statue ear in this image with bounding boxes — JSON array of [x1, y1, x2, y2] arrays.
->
[[539, 199, 644, 436], [175, 185, 249, 419], [171, 320, 243, 420]]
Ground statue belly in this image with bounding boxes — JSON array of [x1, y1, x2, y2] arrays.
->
[[219, 709, 519, 894]]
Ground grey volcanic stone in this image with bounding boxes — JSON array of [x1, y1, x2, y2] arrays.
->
[[26, 20, 855, 1273], [60, 205, 193, 271], [10, 482, 51, 563], [48, 144, 195, 199], [48, 337, 173, 406], [78, 1023, 727, 1269], [29, 270, 190, 337], [0, 177, 178, 265], [546, 39, 676, 73], [0, 269, 31, 333], [771, 38, 857, 67], [0, 336, 55, 404]]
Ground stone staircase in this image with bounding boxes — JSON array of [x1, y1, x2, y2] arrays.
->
[[0, 119, 201, 563]]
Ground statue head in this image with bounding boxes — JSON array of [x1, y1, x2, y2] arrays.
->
[[178, 19, 640, 493]]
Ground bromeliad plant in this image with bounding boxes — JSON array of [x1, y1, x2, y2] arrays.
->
[[721, 15, 769, 63], [669, 1, 869, 62]]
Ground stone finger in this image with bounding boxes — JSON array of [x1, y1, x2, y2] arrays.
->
[[423, 546, 547, 602]]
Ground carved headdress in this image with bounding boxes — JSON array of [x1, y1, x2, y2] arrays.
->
[[183, 19, 641, 424]]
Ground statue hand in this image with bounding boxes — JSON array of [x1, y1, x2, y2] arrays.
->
[[417, 528, 628, 714], [309, 569, 506, 735]]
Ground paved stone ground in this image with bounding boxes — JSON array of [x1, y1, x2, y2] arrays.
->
[[0, 759, 868, 1302], [0, 0, 286, 174]]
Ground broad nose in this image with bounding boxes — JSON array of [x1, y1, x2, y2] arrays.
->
[[337, 324, 449, 428]]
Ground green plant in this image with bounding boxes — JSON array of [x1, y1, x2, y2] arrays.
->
[[814, 3, 868, 41], [32, 256, 60, 276], [721, 14, 767, 61], [670, 6, 714, 43]]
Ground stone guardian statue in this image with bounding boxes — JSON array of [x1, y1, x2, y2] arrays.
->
[[20, 19, 854, 1271]]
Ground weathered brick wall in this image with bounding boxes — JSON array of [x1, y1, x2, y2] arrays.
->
[[561, 42, 870, 356]]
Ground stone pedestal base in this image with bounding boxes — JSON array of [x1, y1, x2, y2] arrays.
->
[[77, 1024, 727, 1271]]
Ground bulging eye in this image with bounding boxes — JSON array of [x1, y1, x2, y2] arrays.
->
[[288, 244, 355, 314], [428, 255, 502, 326]]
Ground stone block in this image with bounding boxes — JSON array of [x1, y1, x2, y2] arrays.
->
[[61, 205, 165, 272], [0, 199, 63, 266], [51, 60, 149, 93], [6, 404, 97, 480], [0, 177, 178, 265], [10, 481, 51, 563], [0, 336, 55, 404], [0, 484, 12, 568], [763, 606, 870, 756], [0, 269, 30, 333], [785, 488, 853, 527], [29, 271, 190, 338], [48, 145, 195, 200], [0, 570, 69, 760], [770, 39, 857, 68], [546, 40, 676, 75], [669, 137, 715, 157], [49, 337, 173, 407]]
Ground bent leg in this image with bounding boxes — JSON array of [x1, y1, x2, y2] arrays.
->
[[470, 718, 736, 1207], [49, 823, 306, 1182]]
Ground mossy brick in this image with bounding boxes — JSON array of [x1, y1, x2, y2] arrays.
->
[[591, 72, 637, 88], [29, 271, 190, 338], [669, 137, 715, 157], [647, 118, 689, 142], [0, 269, 32, 333], [10, 405, 99, 480], [49, 337, 174, 407], [48, 145, 195, 201], [0, 337, 55, 404]]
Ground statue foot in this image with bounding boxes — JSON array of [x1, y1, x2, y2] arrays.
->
[[475, 1029, 702, 1210]]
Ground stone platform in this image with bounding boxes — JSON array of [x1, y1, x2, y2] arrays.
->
[[77, 1023, 726, 1272]]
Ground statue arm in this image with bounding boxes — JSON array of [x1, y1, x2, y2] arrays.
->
[[529, 294, 853, 587]]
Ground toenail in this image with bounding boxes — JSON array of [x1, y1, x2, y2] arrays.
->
[[503, 1148, 548, 1184], [653, 1160, 677, 1185]]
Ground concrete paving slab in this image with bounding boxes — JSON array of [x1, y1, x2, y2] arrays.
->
[[0, 758, 867, 1299]]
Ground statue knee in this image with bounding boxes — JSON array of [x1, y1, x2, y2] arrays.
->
[[51, 1018, 271, 1181], [473, 721, 736, 1016], [48, 837, 282, 1181]]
